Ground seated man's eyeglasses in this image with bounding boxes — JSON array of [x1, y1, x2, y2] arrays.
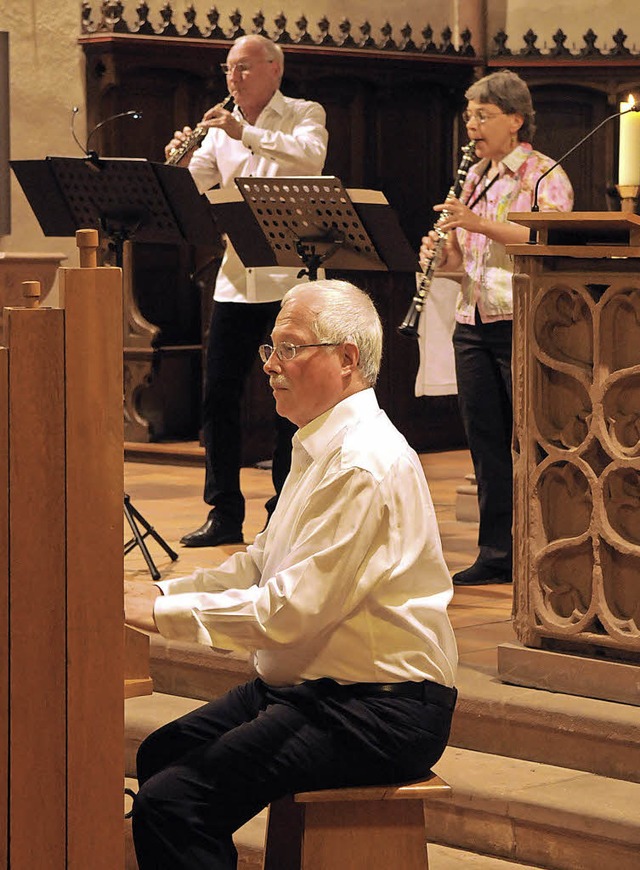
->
[[259, 341, 340, 363]]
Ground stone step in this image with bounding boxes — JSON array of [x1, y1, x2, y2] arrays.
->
[[125, 693, 640, 870], [146, 637, 640, 784], [427, 747, 640, 870], [451, 662, 640, 783]]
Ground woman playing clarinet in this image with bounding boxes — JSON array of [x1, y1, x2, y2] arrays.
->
[[420, 69, 573, 586]]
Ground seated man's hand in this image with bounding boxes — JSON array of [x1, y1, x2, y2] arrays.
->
[[124, 580, 161, 634]]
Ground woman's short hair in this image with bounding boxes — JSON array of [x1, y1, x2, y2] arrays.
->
[[283, 279, 383, 386], [466, 69, 536, 142]]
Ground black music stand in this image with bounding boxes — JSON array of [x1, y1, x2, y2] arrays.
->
[[207, 176, 418, 279], [10, 155, 216, 267], [10, 155, 210, 578]]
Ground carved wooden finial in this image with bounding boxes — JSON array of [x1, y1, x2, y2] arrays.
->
[[420, 24, 436, 53], [317, 16, 335, 46], [459, 28, 475, 57], [81, 1, 96, 34], [549, 28, 571, 58], [493, 29, 511, 56], [295, 15, 314, 45], [359, 21, 376, 49], [181, 4, 202, 38], [273, 12, 292, 43], [228, 8, 245, 40], [252, 11, 268, 37], [399, 24, 416, 53], [580, 29, 601, 57], [133, 0, 154, 34], [379, 22, 397, 51], [520, 28, 541, 57], [439, 25, 456, 55], [157, 2, 179, 36], [204, 6, 226, 39], [22, 281, 41, 309], [101, 0, 129, 33], [610, 28, 631, 56], [338, 18, 356, 48]]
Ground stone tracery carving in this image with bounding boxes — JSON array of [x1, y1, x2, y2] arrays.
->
[[516, 265, 640, 657]]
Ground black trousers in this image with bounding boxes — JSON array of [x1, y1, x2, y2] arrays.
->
[[132, 677, 457, 870], [452, 316, 513, 571], [202, 300, 297, 527]]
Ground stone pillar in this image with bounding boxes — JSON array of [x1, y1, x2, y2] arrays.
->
[[498, 213, 640, 706]]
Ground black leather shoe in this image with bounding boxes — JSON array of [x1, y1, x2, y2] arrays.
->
[[452, 561, 512, 586], [180, 514, 243, 548]]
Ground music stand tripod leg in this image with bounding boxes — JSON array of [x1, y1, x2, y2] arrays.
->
[[123, 494, 179, 581]]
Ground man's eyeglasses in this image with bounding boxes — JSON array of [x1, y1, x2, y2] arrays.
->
[[259, 342, 340, 363], [220, 59, 274, 76], [462, 109, 505, 125]]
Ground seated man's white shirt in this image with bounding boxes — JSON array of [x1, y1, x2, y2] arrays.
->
[[188, 90, 328, 304], [155, 389, 458, 688]]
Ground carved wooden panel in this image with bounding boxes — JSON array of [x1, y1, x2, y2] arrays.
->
[[512, 241, 640, 662]]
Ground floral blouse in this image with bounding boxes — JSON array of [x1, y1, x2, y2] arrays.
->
[[455, 143, 574, 324]]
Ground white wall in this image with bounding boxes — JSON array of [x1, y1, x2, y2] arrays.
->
[[1, 0, 85, 272], [503, 0, 639, 52]]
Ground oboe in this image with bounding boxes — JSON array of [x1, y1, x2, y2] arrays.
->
[[398, 141, 477, 339], [165, 95, 235, 165]]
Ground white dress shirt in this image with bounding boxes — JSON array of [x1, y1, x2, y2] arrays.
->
[[155, 389, 458, 688], [188, 90, 328, 303]]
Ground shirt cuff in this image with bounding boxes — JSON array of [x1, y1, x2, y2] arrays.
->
[[154, 592, 215, 646], [240, 124, 258, 154]]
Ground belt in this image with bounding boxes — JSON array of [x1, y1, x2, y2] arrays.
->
[[341, 679, 457, 709], [264, 678, 457, 711]]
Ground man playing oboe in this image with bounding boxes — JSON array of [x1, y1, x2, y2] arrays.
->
[[167, 35, 328, 549]]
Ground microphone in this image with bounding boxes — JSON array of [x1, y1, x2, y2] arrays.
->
[[528, 102, 640, 244], [71, 107, 143, 168]]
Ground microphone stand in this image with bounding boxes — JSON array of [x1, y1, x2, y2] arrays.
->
[[71, 107, 143, 171], [528, 104, 640, 244]]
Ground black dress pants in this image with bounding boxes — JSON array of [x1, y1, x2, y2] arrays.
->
[[132, 677, 457, 870], [452, 316, 513, 571], [202, 300, 296, 527]]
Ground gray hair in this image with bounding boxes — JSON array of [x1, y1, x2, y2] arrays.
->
[[465, 69, 536, 142], [282, 279, 383, 386], [233, 35, 284, 84]]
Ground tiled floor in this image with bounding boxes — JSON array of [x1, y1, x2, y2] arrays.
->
[[124, 447, 516, 675]]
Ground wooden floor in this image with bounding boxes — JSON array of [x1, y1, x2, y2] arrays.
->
[[124, 447, 516, 674]]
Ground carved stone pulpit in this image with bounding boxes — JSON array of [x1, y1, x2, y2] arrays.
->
[[499, 213, 640, 706]]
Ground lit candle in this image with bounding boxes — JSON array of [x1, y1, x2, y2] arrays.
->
[[619, 95, 640, 186]]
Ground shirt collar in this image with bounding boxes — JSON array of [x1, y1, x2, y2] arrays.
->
[[294, 388, 380, 462], [256, 89, 284, 123], [474, 142, 533, 179]]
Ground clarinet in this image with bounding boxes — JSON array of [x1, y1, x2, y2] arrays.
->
[[398, 141, 477, 339], [165, 95, 235, 165]]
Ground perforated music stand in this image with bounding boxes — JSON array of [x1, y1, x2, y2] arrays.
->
[[10, 155, 207, 578], [10, 155, 216, 267], [207, 176, 418, 279]]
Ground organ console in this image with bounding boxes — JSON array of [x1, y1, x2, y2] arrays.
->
[[1, 230, 150, 869]]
